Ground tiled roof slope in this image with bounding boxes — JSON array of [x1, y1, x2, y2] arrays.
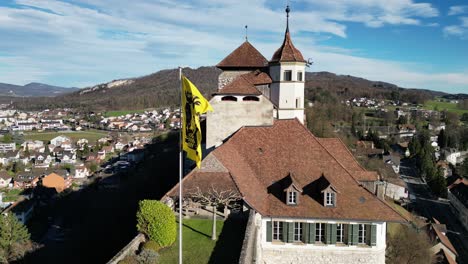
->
[[216, 70, 271, 95], [166, 171, 239, 197], [216, 75, 262, 95], [217, 41, 268, 68], [270, 30, 306, 63], [213, 119, 404, 222], [318, 138, 379, 182]]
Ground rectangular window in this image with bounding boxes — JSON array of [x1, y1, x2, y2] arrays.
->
[[297, 71, 303, 81], [294, 222, 303, 242], [284, 70, 292, 81], [273, 221, 283, 241], [325, 192, 335, 206], [336, 224, 344, 243], [358, 224, 366, 244], [288, 191, 297, 205], [315, 223, 325, 243]]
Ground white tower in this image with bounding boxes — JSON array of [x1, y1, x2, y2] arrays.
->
[[269, 5, 306, 124]]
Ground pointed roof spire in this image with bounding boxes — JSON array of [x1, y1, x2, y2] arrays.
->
[[270, 4, 306, 63]]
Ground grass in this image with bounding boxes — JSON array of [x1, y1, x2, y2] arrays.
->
[[104, 109, 147, 117], [23, 130, 108, 143], [385, 198, 426, 237], [159, 218, 245, 264], [424, 99, 468, 115]]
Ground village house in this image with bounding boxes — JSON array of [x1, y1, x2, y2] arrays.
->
[[41, 172, 71, 193], [2, 198, 35, 224], [0, 142, 16, 153], [0, 171, 12, 188], [447, 178, 468, 231], [74, 164, 90, 179], [164, 7, 405, 264], [427, 218, 458, 263]]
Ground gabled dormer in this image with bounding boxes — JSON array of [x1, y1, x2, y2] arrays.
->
[[319, 176, 338, 207], [283, 172, 303, 205]]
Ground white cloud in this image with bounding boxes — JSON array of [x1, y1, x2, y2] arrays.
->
[[1, 0, 467, 94], [448, 5, 468, 16], [443, 17, 468, 39]]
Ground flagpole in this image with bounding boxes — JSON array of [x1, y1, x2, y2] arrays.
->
[[178, 66, 183, 264]]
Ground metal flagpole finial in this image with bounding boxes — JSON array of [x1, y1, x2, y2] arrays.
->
[[245, 25, 248, 42]]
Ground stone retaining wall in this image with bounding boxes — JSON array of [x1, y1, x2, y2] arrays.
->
[[107, 233, 145, 264]]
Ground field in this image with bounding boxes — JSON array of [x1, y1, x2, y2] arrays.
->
[[104, 109, 148, 117], [23, 130, 108, 143], [424, 100, 468, 115]]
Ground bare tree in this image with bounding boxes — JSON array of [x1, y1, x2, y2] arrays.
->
[[190, 185, 241, 240]]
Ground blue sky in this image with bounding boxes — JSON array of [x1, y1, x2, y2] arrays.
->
[[0, 0, 467, 94]]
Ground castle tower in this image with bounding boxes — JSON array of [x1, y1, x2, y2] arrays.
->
[[269, 5, 306, 123]]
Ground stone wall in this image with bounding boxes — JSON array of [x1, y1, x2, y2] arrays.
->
[[218, 70, 251, 90], [107, 233, 145, 264], [448, 191, 468, 231], [261, 247, 385, 264], [206, 95, 274, 149], [239, 210, 257, 264]]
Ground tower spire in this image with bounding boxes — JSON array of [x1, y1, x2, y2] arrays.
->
[[245, 25, 248, 42], [285, 4, 290, 32]]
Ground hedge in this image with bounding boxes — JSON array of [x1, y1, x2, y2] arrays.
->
[[136, 200, 176, 247]]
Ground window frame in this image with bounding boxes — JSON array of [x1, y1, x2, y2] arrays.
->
[[297, 71, 303, 81], [358, 224, 366, 244], [273, 221, 283, 241], [336, 223, 344, 243], [315, 223, 325, 243], [325, 192, 335, 206], [283, 70, 292, 81], [293, 222, 303, 242], [287, 191, 297, 205]]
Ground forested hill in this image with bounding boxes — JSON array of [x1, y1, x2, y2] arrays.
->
[[11, 67, 221, 111], [9, 67, 450, 111]]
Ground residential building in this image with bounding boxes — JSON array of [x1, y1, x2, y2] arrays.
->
[[41, 172, 70, 193], [428, 219, 458, 263], [0, 142, 16, 153], [448, 178, 468, 231], [0, 171, 12, 188]]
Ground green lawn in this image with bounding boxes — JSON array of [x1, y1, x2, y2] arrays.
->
[[424, 100, 468, 115], [159, 218, 245, 264], [23, 130, 108, 143], [104, 109, 148, 117]]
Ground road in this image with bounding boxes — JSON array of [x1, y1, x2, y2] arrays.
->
[[400, 159, 468, 263]]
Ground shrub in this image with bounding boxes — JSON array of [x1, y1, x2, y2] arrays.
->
[[136, 200, 176, 247], [117, 255, 138, 264], [142, 240, 161, 252]]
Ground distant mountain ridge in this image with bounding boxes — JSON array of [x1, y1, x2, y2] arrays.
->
[[0, 82, 78, 97], [7, 67, 464, 111]]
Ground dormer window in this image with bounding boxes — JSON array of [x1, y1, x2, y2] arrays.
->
[[288, 191, 297, 205], [325, 192, 335, 207]]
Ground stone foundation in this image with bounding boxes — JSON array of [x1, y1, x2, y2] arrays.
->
[[262, 247, 385, 264]]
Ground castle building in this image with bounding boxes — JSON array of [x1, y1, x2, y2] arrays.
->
[[165, 5, 405, 264]]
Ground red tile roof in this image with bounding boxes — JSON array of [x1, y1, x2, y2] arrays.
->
[[166, 171, 239, 197], [432, 223, 458, 257], [242, 70, 272, 85], [164, 119, 404, 222], [270, 30, 306, 63], [217, 41, 268, 68], [212, 119, 404, 222]]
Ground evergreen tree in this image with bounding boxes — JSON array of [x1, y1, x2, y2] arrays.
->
[[0, 214, 31, 262], [437, 129, 447, 149]]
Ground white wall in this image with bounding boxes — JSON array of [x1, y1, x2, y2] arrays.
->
[[256, 215, 387, 264], [206, 95, 274, 149]]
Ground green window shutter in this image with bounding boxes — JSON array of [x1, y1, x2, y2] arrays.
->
[[370, 224, 377, 246], [302, 223, 308, 243], [287, 222, 294, 243], [347, 224, 353, 245], [325, 224, 332, 244], [308, 223, 315, 244], [352, 224, 359, 245], [282, 222, 288, 242], [330, 224, 337, 244], [266, 221, 272, 242]]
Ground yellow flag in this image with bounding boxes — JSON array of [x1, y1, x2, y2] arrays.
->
[[181, 76, 213, 168]]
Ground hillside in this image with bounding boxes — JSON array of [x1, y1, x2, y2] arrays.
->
[[9, 67, 454, 111], [0, 82, 77, 97]]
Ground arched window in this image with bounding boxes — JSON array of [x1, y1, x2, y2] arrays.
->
[[221, 96, 237, 102], [242, 96, 259, 102]]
